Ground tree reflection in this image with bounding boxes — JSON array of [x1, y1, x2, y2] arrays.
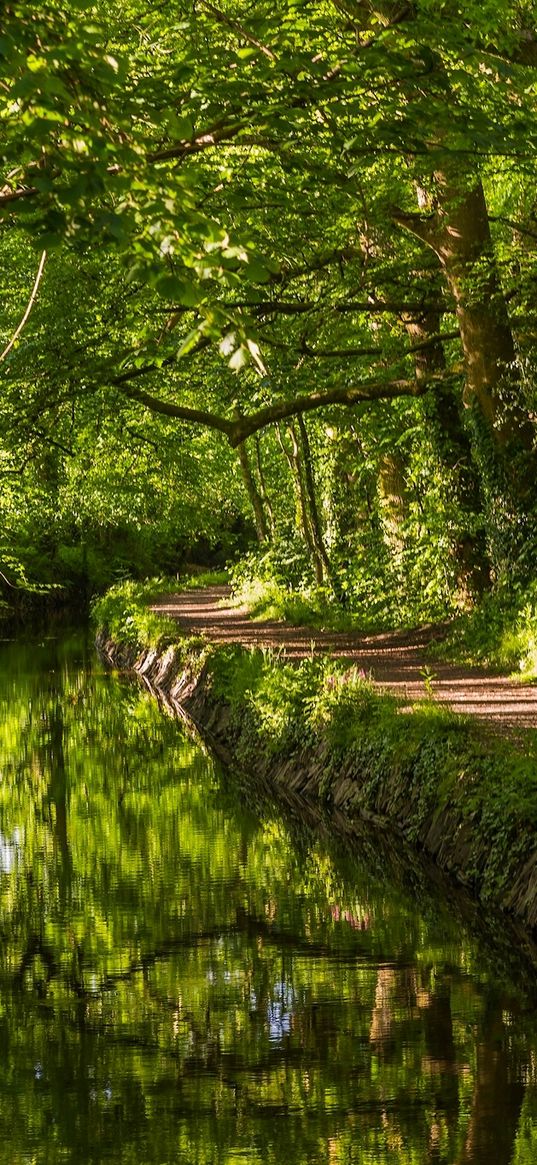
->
[[0, 635, 533, 1163], [458, 998, 525, 1165]]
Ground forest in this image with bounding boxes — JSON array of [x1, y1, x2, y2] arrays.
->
[[3, 0, 537, 655], [6, 9, 537, 1160]]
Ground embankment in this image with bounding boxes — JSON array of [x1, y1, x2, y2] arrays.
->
[[96, 628, 537, 930]]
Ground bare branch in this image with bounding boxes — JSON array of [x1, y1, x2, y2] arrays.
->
[[113, 371, 443, 446], [0, 568, 19, 590], [0, 250, 47, 364], [197, 0, 277, 61]]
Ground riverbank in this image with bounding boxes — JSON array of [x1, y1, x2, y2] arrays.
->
[[95, 583, 537, 932]]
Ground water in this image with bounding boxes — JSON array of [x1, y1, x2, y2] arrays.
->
[[1, 633, 537, 1164]]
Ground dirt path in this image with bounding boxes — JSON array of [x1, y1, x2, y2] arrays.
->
[[152, 585, 537, 731]]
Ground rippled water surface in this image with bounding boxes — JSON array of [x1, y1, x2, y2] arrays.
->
[[1, 632, 537, 1164]]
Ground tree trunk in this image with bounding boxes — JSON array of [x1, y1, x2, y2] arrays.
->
[[396, 173, 533, 449], [395, 172, 537, 576], [434, 173, 533, 451], [253, 434, 276, 538], [456, 1000, 525, 1165], [236, 438, 269, 544], [276, 422, 323, 583], [403, 304, 491, 595], [295, 416, 336, 589], [378, 450, 407, 556], [418, 974, 460, 1161]]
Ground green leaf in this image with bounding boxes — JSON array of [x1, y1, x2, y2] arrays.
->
[[154, 274, 200, 306]]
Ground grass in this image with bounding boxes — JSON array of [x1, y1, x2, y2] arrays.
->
[[430, 582, 537, 679], [91, 569, 228, 651]]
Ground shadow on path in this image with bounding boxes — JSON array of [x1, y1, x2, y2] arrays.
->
[[152, 586, 537, 731]]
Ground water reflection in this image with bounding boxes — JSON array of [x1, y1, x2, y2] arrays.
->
[[0, 633, 535, 1163]]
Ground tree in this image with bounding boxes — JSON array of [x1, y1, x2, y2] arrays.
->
[[2, 0, 537, 600]]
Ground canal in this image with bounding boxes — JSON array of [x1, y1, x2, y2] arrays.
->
[[0, 631, 536, 1163]]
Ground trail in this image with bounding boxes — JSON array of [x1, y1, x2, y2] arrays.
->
[[151, 585, 537, 731]]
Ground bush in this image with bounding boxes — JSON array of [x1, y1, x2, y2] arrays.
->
[[433, 580, 537, 677]]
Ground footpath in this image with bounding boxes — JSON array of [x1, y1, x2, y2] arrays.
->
[[151, 585, 537, 733]]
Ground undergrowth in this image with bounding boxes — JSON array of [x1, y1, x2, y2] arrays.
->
[[431, 581, 537, 679], [228, 541, 461, 632], [91, 570, 227, 650], [229, 572, 383, 632]]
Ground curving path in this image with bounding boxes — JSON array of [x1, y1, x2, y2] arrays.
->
[[151, 585, 537, 731]]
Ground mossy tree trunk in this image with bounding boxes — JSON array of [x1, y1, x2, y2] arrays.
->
[[236, 438, 269, 544], [403, 302, 491, 595], [395, 172, 537, 577]]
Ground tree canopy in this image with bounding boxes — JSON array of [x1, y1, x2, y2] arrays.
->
[[2, 0, 537, 611]]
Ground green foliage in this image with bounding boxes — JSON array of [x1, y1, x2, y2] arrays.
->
[[91, 571, 227, 649], [91, 577, 183, 649], [433, 581, 537, 677], [182, 568, 230, 589], [3, 0, 537, 633], [230, 559, 349, 629]]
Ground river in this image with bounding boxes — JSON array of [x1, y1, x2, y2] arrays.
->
[[0, 631, 536, 1163]]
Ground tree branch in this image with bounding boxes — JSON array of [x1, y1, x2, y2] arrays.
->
[[297, 328, 460, 359], [0, 123, 245, 208], [0, 250, 47, 363], [0, 183, 38, 206], [391, 206, 439, 247], [115, 381, 235, 439], [113, 372, 442, 445], [197, 0, 277, 61], [147, 122, 244, 163], [109, 333, 211, 388], [229, 378, 431, 444], [237, 297, 448, 316], [489, 214, 537, 243]]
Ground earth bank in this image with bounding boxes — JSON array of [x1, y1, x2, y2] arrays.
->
[[96, 617, 537, 932]]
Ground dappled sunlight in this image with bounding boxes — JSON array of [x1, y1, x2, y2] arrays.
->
[[152, 586, 537, 730]]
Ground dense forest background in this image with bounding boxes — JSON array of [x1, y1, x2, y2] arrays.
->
[[3, 0, 537, 631]]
